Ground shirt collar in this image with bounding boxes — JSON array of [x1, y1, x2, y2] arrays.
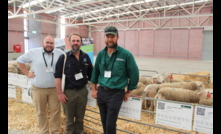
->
[[42, 47, 54, 55], [103, 44, 119, 53], [67, 50, 85, 58]]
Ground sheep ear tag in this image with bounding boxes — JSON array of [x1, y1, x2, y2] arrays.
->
[[169, 75, 173, 79], [207, 93, 211, 98]]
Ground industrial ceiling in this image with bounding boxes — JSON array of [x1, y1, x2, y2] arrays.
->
[[8, 0, 213, 29]]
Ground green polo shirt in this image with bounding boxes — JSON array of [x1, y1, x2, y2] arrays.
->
[[90, 45, 139, 91]]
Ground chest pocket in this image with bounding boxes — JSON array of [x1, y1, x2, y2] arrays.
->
[[113, 61, 125, 76], [80, 62, 89, 75], [64, 63, 76, 75]]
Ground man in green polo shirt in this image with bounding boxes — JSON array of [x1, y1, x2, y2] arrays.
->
[[90, 26, 139, 134]]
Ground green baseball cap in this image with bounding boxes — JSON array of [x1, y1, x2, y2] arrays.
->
[[104, 26, 118, 35]]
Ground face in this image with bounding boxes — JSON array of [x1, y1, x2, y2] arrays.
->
[[69, 35, 81, 52], [42, 36, 54, 53], [105, 34, 119, 48]]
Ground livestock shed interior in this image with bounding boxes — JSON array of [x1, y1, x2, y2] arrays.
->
[[8, 0, 213, 134]]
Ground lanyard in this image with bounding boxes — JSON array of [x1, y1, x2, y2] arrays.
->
[[42, 52, 54, 67], [104, 51, 117, 71]]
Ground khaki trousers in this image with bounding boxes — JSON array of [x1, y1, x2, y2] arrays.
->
[[31, 85, 61, 134], [62, 87, 88, 134]]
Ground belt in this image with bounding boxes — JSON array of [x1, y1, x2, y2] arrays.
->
[[31, 85, 55, 89], [100, 86, 122, 91], [65, 87, 84, 90]]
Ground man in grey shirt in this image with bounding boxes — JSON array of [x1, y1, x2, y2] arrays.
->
[[17, 35, 64, 134]]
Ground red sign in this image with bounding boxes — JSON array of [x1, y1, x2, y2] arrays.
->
[[14, 45, 21, 53]]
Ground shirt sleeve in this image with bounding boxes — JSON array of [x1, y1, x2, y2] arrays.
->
[[90, 52, 101, 84], [54, 54, 65, 78], [16, 50, 33, 64], [86, 54, 93, 81], [126, 53, 139, 91]]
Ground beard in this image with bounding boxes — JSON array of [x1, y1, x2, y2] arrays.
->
[[105, 41, 117, 48], [71, 44, 80, 52], [43, 47, 53, 53]]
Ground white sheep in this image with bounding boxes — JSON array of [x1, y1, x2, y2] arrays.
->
[[131, 82, 146, 97], [159, 81, 204, 92], [139, 74, 164, 85], [161, 72, 183, 83], [154, 87, 199, 104], [143, 84, 160, 110], [198, 88, 213, 106]]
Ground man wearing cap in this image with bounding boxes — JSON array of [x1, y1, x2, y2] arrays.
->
[[90, 26, 139, 134]]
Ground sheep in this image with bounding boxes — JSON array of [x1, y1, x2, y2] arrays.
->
[[159, 81, 204, 92], [139, 74, 164, 85], [198, 88, 213, 106], [161, 72, 184, 83], [130, 82, 146, 97], [143, 84, 161, 110], [154, 87, 200, 104]]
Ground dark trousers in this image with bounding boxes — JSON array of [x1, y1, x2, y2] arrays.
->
[[97, 86, 125, 134], [62, 87, 88, 134]]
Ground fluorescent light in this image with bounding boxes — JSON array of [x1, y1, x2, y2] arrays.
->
[[18, 0, 47, 8]]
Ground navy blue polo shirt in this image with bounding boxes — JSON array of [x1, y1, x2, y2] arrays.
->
[[54, 50, 93, 89]]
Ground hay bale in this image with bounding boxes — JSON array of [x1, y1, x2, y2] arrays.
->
[[8, 61, 31, 75], [16, 87, 22, 100], [8, 98, 206, 134], [172, 74, 185, 80], [8, 63, 18, 74], [174, 71, 212, 89]]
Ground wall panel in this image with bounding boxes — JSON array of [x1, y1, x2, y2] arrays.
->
[[154, 29, 171, 59], [124, 30, 138, 55], [138, 29, 154, 57], [170, 29, 189, 60], [188, 28, 203, 60]]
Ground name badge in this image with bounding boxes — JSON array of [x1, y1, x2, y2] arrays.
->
[[46, 67, 53, 73], [75, 72, 83, 80], [104, 70, 111, 78]]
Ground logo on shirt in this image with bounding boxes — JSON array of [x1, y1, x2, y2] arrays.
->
[[83, 58, 87, 62], [116, 58, 124, 61]]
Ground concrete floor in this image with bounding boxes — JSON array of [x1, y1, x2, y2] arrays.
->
[[8, 57, 213, 134], [133, 56, 213, 80]]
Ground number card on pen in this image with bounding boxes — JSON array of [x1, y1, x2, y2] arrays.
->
[[193, 106, 213, 134], [119, 97, 142, 120], [155, 101, 193, 131]]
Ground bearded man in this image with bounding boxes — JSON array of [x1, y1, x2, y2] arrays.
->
[[54, 33, 93, 134], [17, 35, 64, 134], [90, 26, 139, 134]]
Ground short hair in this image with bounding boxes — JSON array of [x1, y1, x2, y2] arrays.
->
[[44, 34, 54, 42], [68, 33, 82, 43]]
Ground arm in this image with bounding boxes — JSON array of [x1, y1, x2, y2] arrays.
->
[[54, 54, 68, 104], [17, 62, 35, 78], [124, 53, 139, 102], [55, 78, 68, 104], [86, 55, 93, 80], [91, 83, 98, 99], [90, 52, 101, 99], [16, 51, 35, 78]]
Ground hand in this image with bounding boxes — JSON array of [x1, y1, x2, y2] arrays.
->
[[123, 91, 131, 102], [27, 71, 35, 78], [58, 93, 68, 104], [91, 88, 98, 99]]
